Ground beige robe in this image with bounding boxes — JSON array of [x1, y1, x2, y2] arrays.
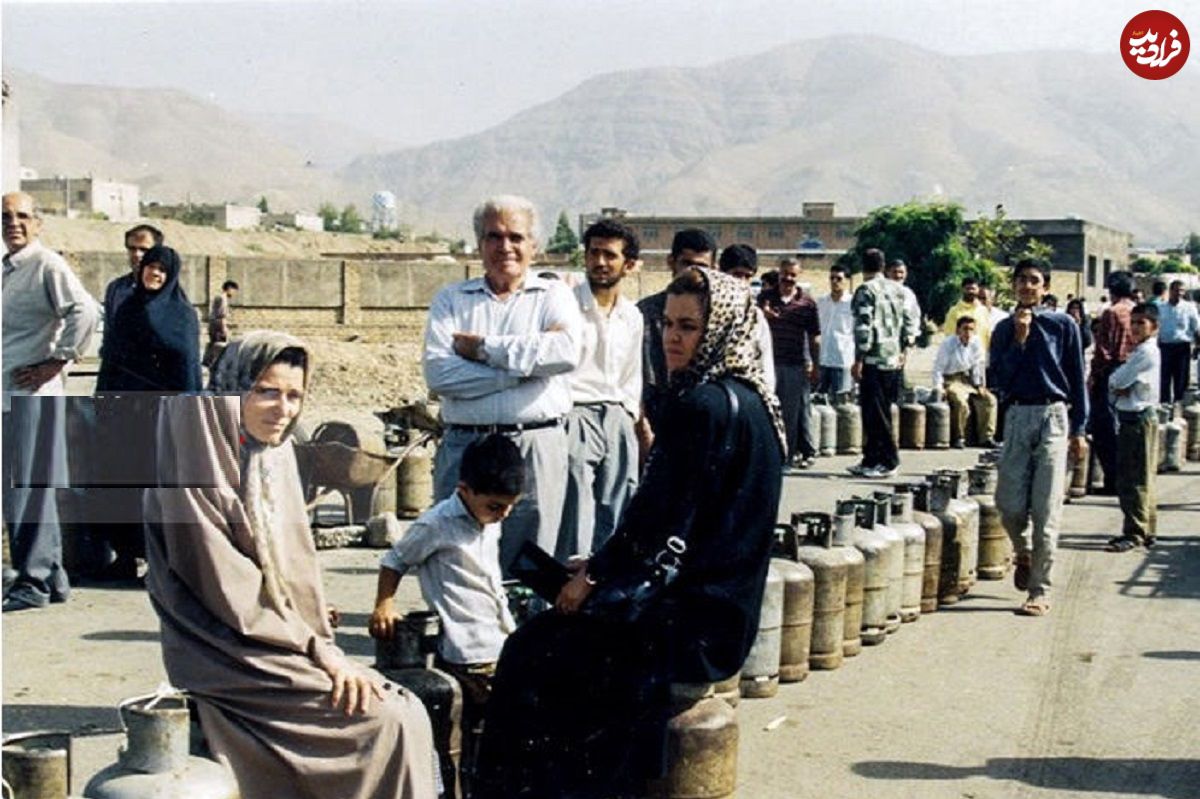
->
[[144, 395, 436, 799]]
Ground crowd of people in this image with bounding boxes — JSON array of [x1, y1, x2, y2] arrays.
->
[[3, 188, 1198, 798]]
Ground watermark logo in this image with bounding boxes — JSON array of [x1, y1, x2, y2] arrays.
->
[[1122, 10, 1189, 80]]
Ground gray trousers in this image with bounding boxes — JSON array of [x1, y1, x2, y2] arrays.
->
[[994, 403, 1069, 600], [3, 396, 70, 606], [776, 363, 816, 460], [434, 424, 568, 576], [559, 404, 638, 559]]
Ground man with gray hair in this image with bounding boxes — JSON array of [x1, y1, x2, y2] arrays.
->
[[424, 195, 582, 572], [3, 191, 99, 611]]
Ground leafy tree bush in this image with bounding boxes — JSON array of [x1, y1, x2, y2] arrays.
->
[[546, 211, 580, 254]]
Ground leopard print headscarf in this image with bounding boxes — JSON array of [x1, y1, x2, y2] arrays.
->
[[669, 267, 787, 455]]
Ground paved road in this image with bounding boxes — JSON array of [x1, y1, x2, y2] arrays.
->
[[3, 448, 1198, 797]]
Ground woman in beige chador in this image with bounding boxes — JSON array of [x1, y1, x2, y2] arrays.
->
[[143, 331, 437, 799]]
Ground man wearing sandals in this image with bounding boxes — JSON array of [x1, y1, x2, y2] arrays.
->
[[988, 260, 1088, 617]]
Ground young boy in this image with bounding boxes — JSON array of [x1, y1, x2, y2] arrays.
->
[[1106, 302, 1161, 552], [370, 433, 524, 784]]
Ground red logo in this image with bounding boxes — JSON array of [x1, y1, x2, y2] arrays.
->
[[1122, 10, 1190, 80]]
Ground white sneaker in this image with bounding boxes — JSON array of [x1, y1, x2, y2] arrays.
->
[[863, 465, 899, 479]]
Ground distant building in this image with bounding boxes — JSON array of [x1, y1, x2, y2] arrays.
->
[[265, 211, 324, 233], [2, 80, 19, 194], [144, 202, 262, 230], [1009, 218, 1133, 299], [21, 176, 141, 222]]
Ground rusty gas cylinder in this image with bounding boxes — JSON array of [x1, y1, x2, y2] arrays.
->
[[814, 394, 838, 457], [837, 500, 891, 647], [395, 442, 434, 519], [909, 482, 944, 614], [888, 487, 926, 623], [835, 393, 863, 455], [784, 516, 848, 671], [739, 562, 784, 699], [832, 512, 866, 658], [3, 731, 72, 799], [923, 476, 961, 606], [933, 469, 980, 595], [643, 686, 738, 799], [1182, 390, 1200, 461], [899, 391, 927, 450], [1067, 437, 1090, 499], [968, 465, 1010, 580], [869, 492, 906, 634], [771, 558, 815, 684]]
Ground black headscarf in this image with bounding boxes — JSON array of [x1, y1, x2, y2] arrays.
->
[[96, 244, 202, 393]]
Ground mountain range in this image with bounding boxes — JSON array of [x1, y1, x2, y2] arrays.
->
[[9, 37, 1198, 245]]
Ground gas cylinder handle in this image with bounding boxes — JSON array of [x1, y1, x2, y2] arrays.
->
[[116, 683, 187, 734]]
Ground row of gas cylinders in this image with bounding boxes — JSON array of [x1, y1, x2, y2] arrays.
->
[[812, 390, 956, 453]]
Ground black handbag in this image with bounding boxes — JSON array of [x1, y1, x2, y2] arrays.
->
[[582, 380, 741, 624]]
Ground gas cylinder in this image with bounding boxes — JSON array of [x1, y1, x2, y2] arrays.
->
[[835, 393, 863, 455], [3, 731, 72, 799], [932, 470, 980, 596], [712, 673, 740, 708], [375, 611, 463, 798], [888, 488, 926, 623], [83, 691, 239, 799], [923, 476, 961, 606], [837, 500, 891, 647], [899, 391, 927, 450], [782, 517, 847, 671], [1158, 405, 1184, 473], [867, 493, 905, 633], [831, 512, 866, 658], [1182, 390, 1200, 461], [771, 558, 815, 684], [813, 394, 838, 457], [967, 466, 1010, 580], [908, 482, 944, 614], [925, 389, 951, 450], [643, 686, 738, 799], [1067, 437, 1090, 499], [890, 403, 901, 448], [739, 562, 784, 699], [395, 441, 434, 519]]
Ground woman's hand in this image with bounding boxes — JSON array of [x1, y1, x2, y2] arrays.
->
[[326, 661, 385, 716], [556, 564, 594, 614]]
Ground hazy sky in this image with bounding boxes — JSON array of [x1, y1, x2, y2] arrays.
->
[[2, 0, 1189, 148]]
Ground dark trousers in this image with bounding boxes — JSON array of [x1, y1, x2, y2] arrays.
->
[[859, 365, 901, 470], [776, 363, 815, 461], [1159, 341, 1192, 404], [1087, 381, 1118, 491], [1117, 411, 1158, 541]]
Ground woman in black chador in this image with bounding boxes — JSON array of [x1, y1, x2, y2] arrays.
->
[[474, 267, 786, 799]]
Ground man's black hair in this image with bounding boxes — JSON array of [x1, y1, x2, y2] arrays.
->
[[1043, 293, 1059, 307], [222, 280, 240, 292], [888, 258, 906, 269], [582, 218, 640, 261], [1106, 271, 1135, 299], [459, 434, 525, 496], [670, 228, 717, 258], [125, 224, 164, 245], [1152, 280, 1168, 295], [718, 243, 758, 274], [861, 248, 886, 274], [1012, 258, 1051, 287], [1132, 302, 1160, 324], [829, 263, 850, 278], [961, 276, 980, 288], [955, 315, 976, 331]]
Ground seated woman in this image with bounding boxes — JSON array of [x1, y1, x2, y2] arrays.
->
[[474, 268, 786, 798], [143, 331, 437, 799], [96, 244, 202, 393]]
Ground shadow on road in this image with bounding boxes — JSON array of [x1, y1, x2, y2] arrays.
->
[[1, 704, 121, 736], [79, 630, 159, 643], [1144, 650, 1200, 661], [1116, 536, 1200, 601], [853, 757, 1200, 797]]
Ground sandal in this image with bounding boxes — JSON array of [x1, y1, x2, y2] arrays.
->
[[1144, 537, 1157, 549], [1017, 598, 1051, 617], [1014, 553, 1031, 592], [1106, 536, 1140, 553]]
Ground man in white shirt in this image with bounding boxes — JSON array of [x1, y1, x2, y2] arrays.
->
[[3, 192, 99, 612], [932, 316, 997, 448], [423, 195, 582, 573], [816, 264, 855, 397], [1155, 279, 1200, 403], [559, 219, 643, 557], [979, 286, 1009, 330], [887, 259, 923, 351]]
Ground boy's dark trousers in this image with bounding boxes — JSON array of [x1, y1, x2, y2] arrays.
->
[[1117, 409, 1158, 542]]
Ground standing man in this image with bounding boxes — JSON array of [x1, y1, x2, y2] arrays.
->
[[423, 195, 581, 572], [715, 244, 775, 389], [637, 228, 716, 453], [943, 277, 992, 350], [2, 192, 99, 611], [988, 259, 1087, 617], [816, 264, 855, 397], [979, 286, 1009, 329], [559, 218, 643, 557], [103, 224, 163, 332], [1155, 279, 1199, 404], [887, 259, 922, 352], [849, 248, 910, 478], [1089, 271, 1136, 495], [760, 256, 820, 469], [932, 317, 997, 448]]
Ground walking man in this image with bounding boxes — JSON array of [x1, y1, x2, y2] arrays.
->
[[559, 218, 643, 557], [423, 195, 581, 572], [989, 259, 1087, 617], [2, 192, 99, 611], [1155, 279, 1199, 404], [760, 256, 820, 468]]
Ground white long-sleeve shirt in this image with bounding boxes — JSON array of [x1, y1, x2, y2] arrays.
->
[[381, 492, 516, 664], [568, 281, 643, 418], [1108, 339, 1160, 412], [816, 293, 855, 368], [932, 334, 987, 389], [423, 274, 582, 425]]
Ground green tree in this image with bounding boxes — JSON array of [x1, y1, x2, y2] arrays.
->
[[1183, 232, 1200, 267], [545, 210, 580, 254], [257, 196, 270, 214], [339, 204, 364, 234], [1131, 256, 1159, 274], [318, 202, 340, 232]]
